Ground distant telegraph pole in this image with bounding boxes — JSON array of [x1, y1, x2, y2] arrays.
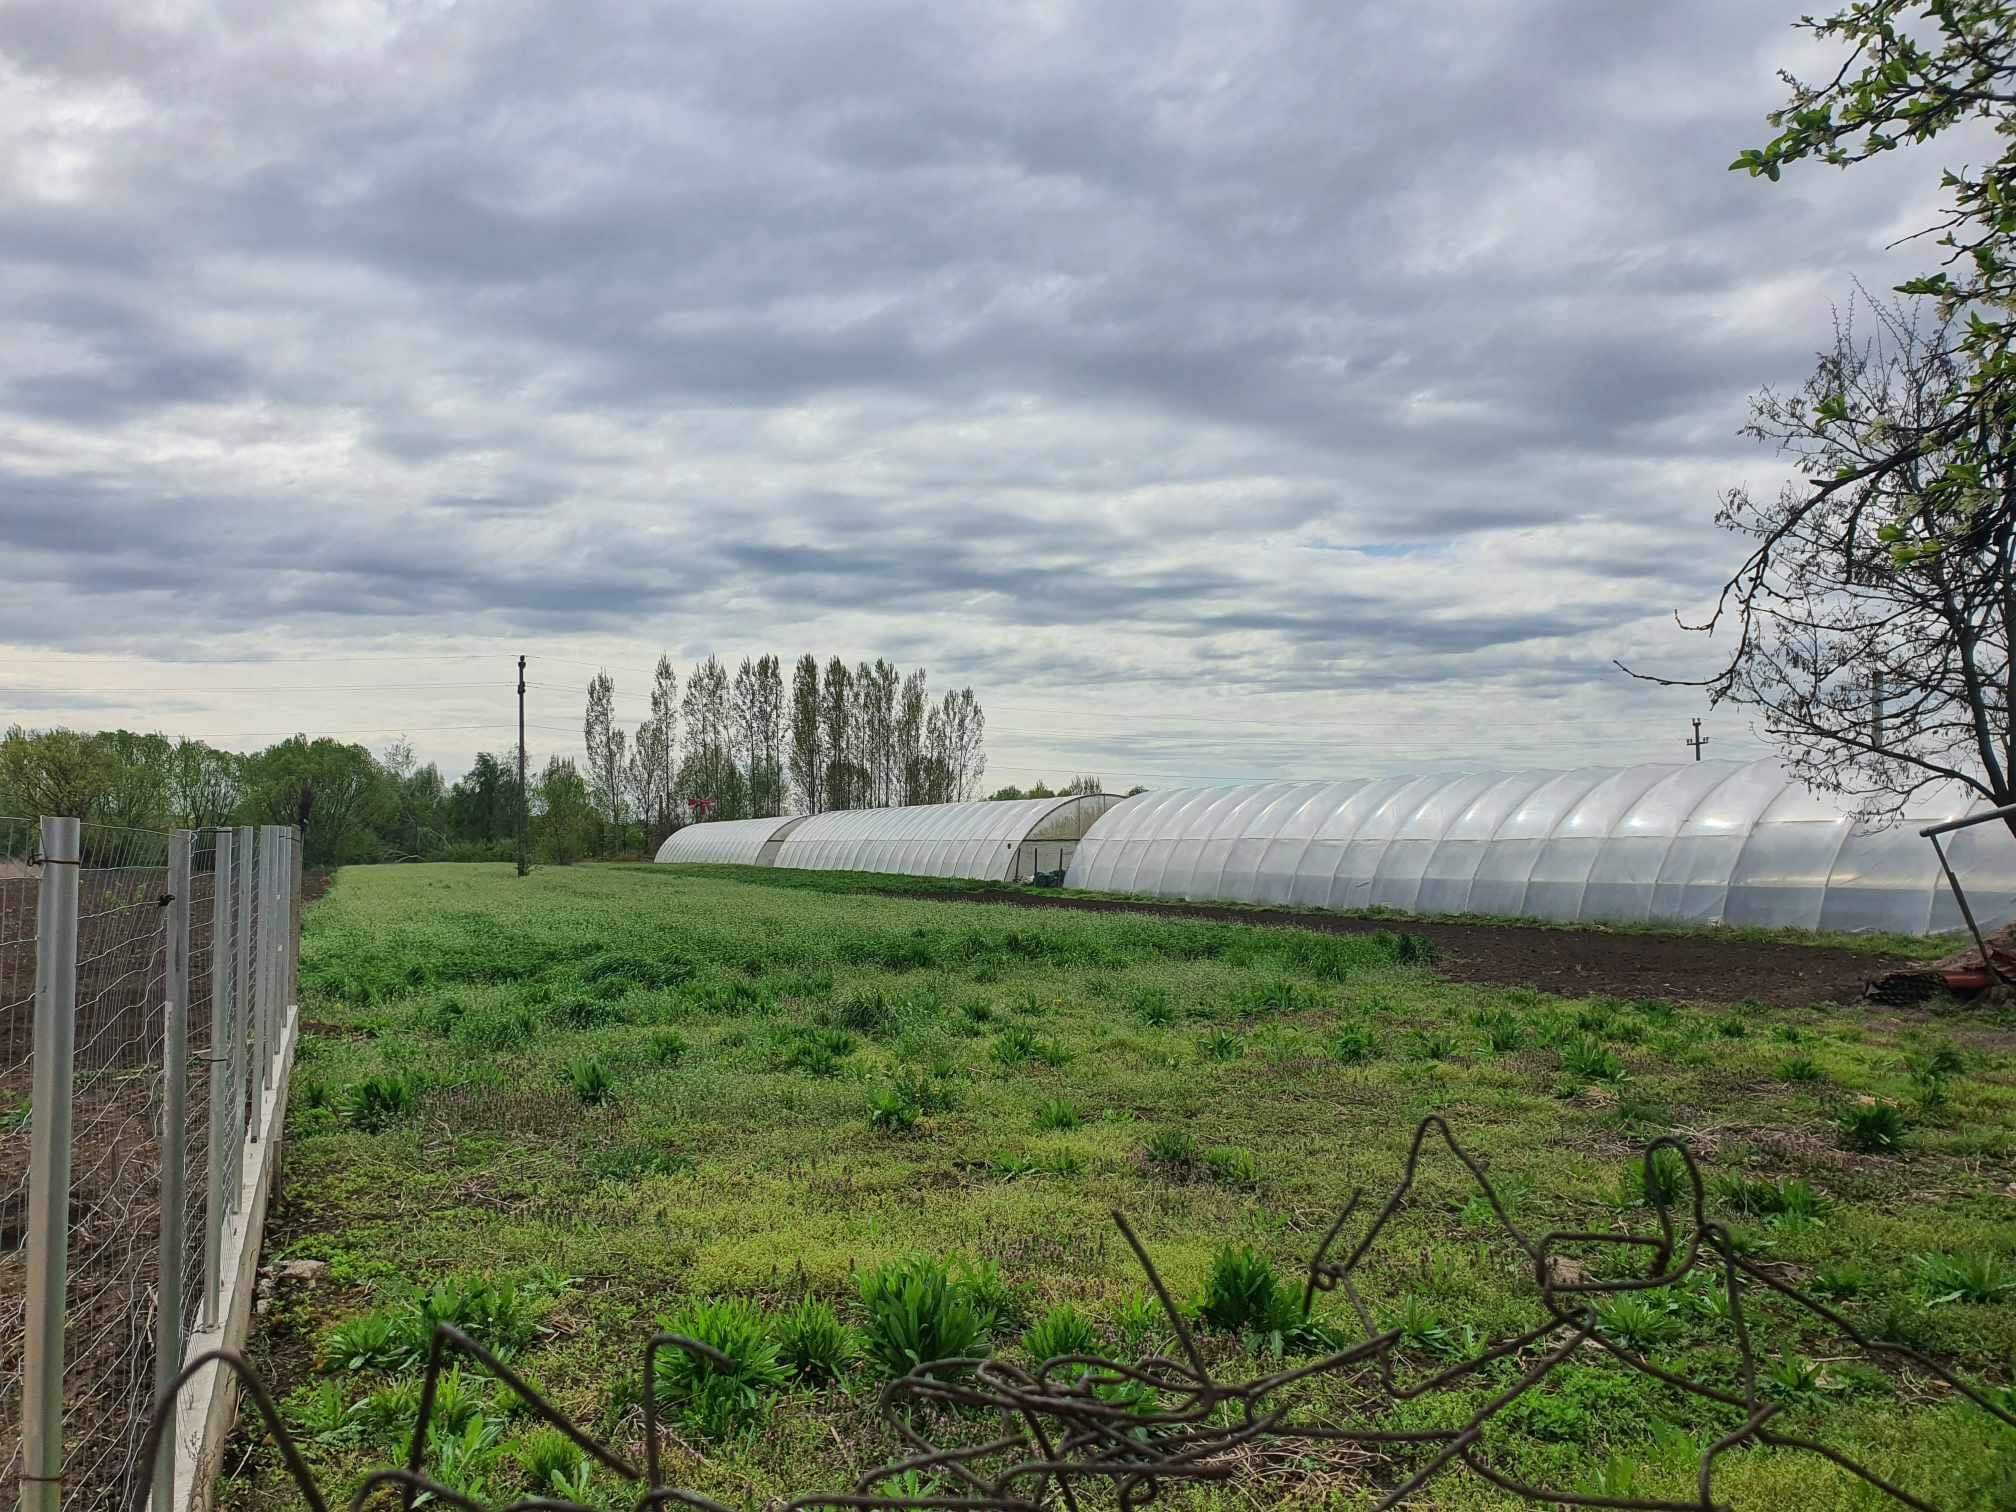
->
[[1685, 718, 1711, 761], [516, 654, 529, 877]]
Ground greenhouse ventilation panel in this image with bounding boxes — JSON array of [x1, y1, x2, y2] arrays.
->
[[1062, 761, 2016, 934]]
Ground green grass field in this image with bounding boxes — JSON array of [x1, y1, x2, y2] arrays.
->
[[235, 863, 2016, 1510]]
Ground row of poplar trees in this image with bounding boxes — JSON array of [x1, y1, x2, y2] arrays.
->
[[585, 654, 986, 841]]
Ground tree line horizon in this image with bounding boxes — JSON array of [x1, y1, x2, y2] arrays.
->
[[0, 652, 1130, 867], [581, 653, 988, 839]]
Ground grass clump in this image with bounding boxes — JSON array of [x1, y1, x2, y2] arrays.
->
[[655, 1297, 789, 1437], [991, 1026, 1038, 1065], [856, 1258, 995, 1379], [1144, 1129, 1199, 1175], [1193, 1246, 1315, 1353], [1129, 986, 1175, 1027], [1330, 1021, 1382, 1064], [345, 1073, 419, 1132], [1196, 1030, 1244, 1062], [1022, 1305, 1100, 1371], [323, 1274, 547, 1373], [1917, 1251, 2015, 1306], [868, 1085, 921, 1134], [1203, 1144, 1259, 1187], [1034, 1098, 1081, 1131], [773, 1297, 855, 1381], [1559, 1036, 1624, 1084], [512, 1428, 587, 1500], [1836, 1098, 1909, 1153], [778, 1026, 854, 1077], [1593, 1292, 1683, 1353], [1475, 1008, 1525, 1052], [567, 1057, 615, 1106], [1621, 1146, 1692, 1208], [586, 1142, 692, 1182], [1238, 974, 1316, 1014], [831, 989, 893, 1035], [1406, 1027, 1459, 1062]]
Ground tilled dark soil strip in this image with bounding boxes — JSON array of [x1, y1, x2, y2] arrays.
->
[[891, 888, 1909, 1007]]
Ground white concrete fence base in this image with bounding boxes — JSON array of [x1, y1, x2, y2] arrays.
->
[[169, 1005, 297, 1512]]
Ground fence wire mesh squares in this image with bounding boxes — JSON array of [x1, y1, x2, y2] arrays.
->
[[0, 816, 41, 1503], [61, 824, 172, 1512], [182, 835, 216, 1347], [1, 820, 301, 1512]]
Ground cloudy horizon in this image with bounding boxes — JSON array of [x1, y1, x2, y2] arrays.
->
[[0, 0, 1946, 792]]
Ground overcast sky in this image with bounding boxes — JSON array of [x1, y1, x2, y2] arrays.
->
[[0, 0, 1948, 791]]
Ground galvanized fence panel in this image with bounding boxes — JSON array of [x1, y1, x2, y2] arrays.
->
[[0, 816, 41, 1504], [61, 822, 173, 1512], [180, 833, 215, 1346], [2, 819, 300, 1512]]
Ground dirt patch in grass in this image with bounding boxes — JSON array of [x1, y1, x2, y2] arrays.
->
[[898, 890, 1911, 1006]]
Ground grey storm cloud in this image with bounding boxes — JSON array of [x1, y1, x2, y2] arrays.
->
[[0, 0, 1942, 780]]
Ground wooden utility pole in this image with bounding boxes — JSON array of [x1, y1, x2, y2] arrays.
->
[[1684, 718, 1711, 761], [516, 654, 529, 876]]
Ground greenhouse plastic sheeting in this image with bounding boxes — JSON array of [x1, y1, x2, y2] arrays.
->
[[1063, 761, 2016, 934], [772, 795, 1121, 881], [653, 816, 801, 866]]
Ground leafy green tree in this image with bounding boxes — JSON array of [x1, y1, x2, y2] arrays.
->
[[238, 736, 393, 866], [897, 669, 929, 805], [681, 656, 736, 820], [448, 751, 517, 845], [788, 653, 823, 814], [583, 672, 626, 846], [379, 739, 449, 858], [1644, 7, 2016, 820], [1725, 4, 2016, 560], [0, 726, 117, 819], [820, 658, 854, 810], [92, 730, 173, 827], [169, 738, 242, 829], [533, 755, 597, 864], [628, 654, 678, 844]]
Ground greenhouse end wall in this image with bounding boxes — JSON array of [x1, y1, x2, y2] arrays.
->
[[1062, 762, 2016, 935]]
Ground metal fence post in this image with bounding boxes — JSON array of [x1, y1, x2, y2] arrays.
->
[[237, 825, 259, 1137], [289, 828, 302, 1011], [154, 831, 191, 1512], [204, 830, 232, 1323], [273, 827, 288, 1030], [21, 817, 81, 1512], [261, 826, 279, 1076]]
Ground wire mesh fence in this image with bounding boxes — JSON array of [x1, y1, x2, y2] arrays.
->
[[63, 824, 172, 1512], [1, 816, 42, 1507], [180, 836, 215, 1355], [0, 819, 300, 1512]]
